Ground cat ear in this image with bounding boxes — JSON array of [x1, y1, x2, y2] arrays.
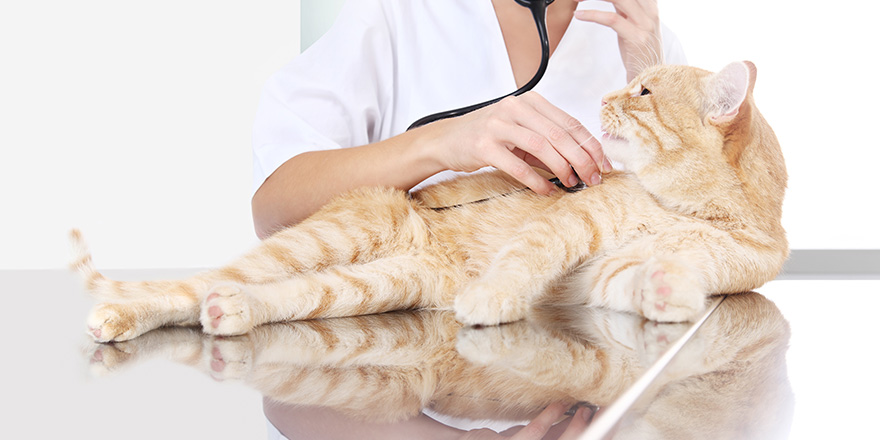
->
[[705, 61, 756, 125]]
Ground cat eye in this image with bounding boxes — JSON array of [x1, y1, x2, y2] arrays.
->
[[640, 87, 651, 96]]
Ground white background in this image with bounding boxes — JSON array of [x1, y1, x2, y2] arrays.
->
[[1, 0, 878, 270], [662, 1, 880, 251], [1, 0, 300, 270]]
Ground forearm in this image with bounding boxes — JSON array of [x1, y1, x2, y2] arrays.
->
[[251, 126, 444, 239], [253, 92, 609, 239]]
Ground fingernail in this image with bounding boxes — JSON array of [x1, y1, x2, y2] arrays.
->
[[590, 172, 602, 186], [582, 407, 595, 423], [603, 158, 613, 172], [568, 175, 580, 187]]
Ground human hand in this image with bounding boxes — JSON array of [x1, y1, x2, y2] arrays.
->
[[574, 0, 663, 82], [425, 92, 610, 195], [455, 403, 594, 440]]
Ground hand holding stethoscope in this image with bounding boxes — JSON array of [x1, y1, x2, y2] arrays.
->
[[416, 92, 610, 196], [409, 0, 662, 196]]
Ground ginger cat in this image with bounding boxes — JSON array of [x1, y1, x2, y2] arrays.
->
[[72, 61, 787, 342], [86, 292, 792, 438]]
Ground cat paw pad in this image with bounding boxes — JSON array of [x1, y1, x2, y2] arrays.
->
[[86, 303, 139, 342], [634, 258, 706, 322], [200, 284, 254, 336], [454, 283, 527, 326]]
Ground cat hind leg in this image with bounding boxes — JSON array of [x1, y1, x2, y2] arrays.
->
[[227, 187, 427, 284], [200, 254, 450, 336], [585, 252, 708, 323]]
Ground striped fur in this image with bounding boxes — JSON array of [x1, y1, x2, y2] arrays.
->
[[72, 62, 788, 343]]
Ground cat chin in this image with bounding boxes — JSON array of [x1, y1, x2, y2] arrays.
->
[[599, 132, 634, 168]]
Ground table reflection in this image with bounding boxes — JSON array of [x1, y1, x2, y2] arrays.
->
[[604, 293, 793, 440], [85, 292, 792, 439]]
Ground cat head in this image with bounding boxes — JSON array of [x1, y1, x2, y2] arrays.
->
[[599, 61, 787, 221], [600, 61, 755, 171]]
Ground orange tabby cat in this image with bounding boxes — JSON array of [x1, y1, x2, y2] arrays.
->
[[72, 61, 788, 342]]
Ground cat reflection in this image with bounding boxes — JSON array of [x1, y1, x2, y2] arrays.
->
[[87, 292, 792, 439]]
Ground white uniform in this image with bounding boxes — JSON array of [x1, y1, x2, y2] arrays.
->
[[252, 0, 686, 194]]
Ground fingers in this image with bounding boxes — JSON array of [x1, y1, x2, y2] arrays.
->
[[499, 93, 608, 187], [521, 92, 609, 180], [510, 402, 569, 440], [575, 9, 640, 38], [557, 407, 595, 440], [502, 124, 580, 189], [485, 143, 556, 195], [460, 404, 594, 440], [574, 0, 663, 81], [442, 92, 609, 193], [575, 0, 658, 40], [578, 0, 658, 26]]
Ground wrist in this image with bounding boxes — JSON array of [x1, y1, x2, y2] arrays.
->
[[402, 120, 453, 178]]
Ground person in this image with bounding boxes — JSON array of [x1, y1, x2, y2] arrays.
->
[[250, 0, 686, 239]]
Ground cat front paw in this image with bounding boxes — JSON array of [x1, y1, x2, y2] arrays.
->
[[633, 257, 707, 322], [454, 283, 527, 326], [200, 284, 255, 336]]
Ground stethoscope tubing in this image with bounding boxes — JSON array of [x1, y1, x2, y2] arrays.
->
[[407, 0, 554, 131]]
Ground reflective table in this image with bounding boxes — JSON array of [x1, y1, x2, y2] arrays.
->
[[2, 270, 877, 439]]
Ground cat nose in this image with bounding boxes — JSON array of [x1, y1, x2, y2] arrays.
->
[[601, 99, 607, 106]]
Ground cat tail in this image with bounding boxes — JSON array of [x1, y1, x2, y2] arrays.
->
[[69, 229, 205, 302], [69, 229, 108, 295]]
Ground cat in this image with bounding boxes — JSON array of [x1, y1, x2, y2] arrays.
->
[[85, 292, 793, 438], [71, 60, 788, 342]]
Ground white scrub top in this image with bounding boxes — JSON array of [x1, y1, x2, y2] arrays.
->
[[251, 0, 687, 194]]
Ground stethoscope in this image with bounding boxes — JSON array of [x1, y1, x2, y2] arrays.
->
[[407, 0, 555, 131], [409, 0, 586, 195]]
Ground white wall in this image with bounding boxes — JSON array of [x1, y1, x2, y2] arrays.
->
[[2, 0, 877, 271], [1, 1, 300, 270]]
